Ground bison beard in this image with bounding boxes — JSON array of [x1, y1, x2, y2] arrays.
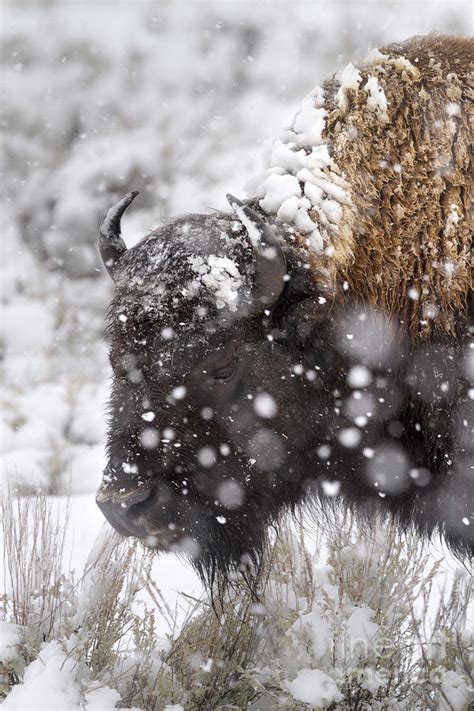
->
[[96, 34, 473, 583]]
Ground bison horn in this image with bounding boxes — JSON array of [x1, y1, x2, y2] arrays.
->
[[226, 194, 287, 314], [99, 191, 139, 278]]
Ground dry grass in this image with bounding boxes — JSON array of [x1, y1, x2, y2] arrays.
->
[[1, 493, 72, 656], [0, 490, 471, 710]]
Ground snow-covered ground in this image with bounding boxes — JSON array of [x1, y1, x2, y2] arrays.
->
[[1, 1, 472, 708]]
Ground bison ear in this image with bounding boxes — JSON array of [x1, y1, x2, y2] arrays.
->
[[99, 191, 138, 279], [286, 297, 332, 341], [226, 194, 287, 315], [278, 258, 335, 341]]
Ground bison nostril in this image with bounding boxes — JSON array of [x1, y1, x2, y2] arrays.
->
[[118, 487, 153, 511], [96, 485, 153, 538]]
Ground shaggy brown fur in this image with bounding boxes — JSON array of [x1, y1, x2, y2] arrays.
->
[[305, 34, 472, 340]]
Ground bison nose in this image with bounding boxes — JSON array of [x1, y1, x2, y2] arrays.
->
[[96, 486, 153, 538]]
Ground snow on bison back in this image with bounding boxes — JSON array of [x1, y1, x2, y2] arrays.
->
[[96, 34, 473, 581]]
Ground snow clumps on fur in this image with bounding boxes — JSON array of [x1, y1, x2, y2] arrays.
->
[[247, 85, 352, 256]]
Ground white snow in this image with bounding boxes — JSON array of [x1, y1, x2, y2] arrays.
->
[[253, 392, 278, 418], [336, 62, 362, 111], [321, 479, 341, 496], [188, 254, 243, 311], [364, 75, 388, 118], [285, 668, 342, 706], [445, 202, 462, 237], [259, 173, 302, 214], [362, 47, 389, 66], [84, 687, 122, 710], [216, 479, 244, 509], [68, 384, 108, 446], [440, 670, 471, 710], [0, 621, 22, 662], [2, 641, 83, 710], [338, 427, 362, 448], [139, 427, 160, 449], [317, 444, 331, 459], [362, 46, 419, 79], [347, 365, 372, 388], [161, 327, 175, 340], [68, 444, 107, 493], [276, 195, 299, 222], [366, 445, 410, 494], [1, 299, 55, 354], [292, 93, 328, 146], [250, 85, 351, 254], [197, 446, 217, 468], [171, 385, 187, 400], [445, 101, 461, 117], [346, 606, 379, 654]]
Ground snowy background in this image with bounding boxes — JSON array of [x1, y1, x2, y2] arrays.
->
[[2, 0, 471, 503], [0, 2, 472, 709]]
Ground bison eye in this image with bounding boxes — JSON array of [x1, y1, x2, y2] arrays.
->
[[211, 360, 236, 382]]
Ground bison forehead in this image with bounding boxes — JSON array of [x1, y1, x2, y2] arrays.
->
[[113, 212, 256, 322]]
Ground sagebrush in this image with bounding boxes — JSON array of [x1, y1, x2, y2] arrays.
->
[[0, 491, 471, 709]]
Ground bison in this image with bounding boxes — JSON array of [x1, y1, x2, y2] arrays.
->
[[96, 34, 473, 580]]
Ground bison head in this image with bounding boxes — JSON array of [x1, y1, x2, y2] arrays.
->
[[96, 191, 338, 578]]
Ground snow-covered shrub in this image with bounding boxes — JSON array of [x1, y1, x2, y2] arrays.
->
[[1, 494, 72, 654], [0, 490, 188, 709], [251, 518, 472, 709], [1, 491, 471, 709], [163, 515, 472, 710]]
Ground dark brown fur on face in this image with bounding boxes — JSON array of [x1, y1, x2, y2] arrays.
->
[[96, 35, 473, 582]]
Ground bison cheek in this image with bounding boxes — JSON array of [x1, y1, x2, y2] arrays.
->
[[141, 491, 203, 558], [219, 405, 287, 471]]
